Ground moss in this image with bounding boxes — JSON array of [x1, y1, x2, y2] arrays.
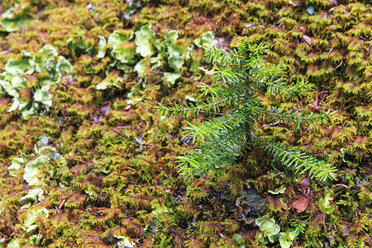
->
[[0, 0, 371, 247]]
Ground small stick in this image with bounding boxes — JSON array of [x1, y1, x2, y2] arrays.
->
[[333, 60, 343, 71], [58, 199, 66, 209], [59, 192, 75, 209], [334, 184, 348, 188], [323, 215, 328, 234], [55, 206, 62, 215], [195, 179, 206, 187], [262, 120, 289, 128], [35, 28, 45, 43], [328, 199, 338, 210], [65, 157, 89, 164], [113, 129, 125, 137]]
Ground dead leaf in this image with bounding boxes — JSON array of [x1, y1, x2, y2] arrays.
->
[[341, 222, 350, 236], [292, 195, 309, 213], [329, 0, 338, 6], [303, 35, 312, 46], [299, 178, 310, 194], [300, 178, 310, 188], [267, 195, 282, 211], [288, 0, 301, 7]]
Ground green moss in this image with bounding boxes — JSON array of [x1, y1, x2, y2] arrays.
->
[[0, 0, 371, 247]]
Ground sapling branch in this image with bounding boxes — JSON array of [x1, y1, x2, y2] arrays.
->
[[250, 132, 337, 181]]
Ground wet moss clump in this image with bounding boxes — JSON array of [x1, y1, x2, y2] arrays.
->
[[0, 0, 371, 247]]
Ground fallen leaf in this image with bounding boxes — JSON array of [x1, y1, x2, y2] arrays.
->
[[288, 0, 300, 7], [341, 222, 350, 236], [267, 195, 282, 211], [292, 196, 309, 213], [303, 35, 312, 46], [300, 178, 310, 188], [299, 178, 310, 193]]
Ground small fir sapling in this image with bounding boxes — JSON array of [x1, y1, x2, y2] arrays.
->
[[159, 39, 337, 181]]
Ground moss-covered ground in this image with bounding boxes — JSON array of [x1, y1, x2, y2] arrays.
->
[[0, 0, 371, 247]]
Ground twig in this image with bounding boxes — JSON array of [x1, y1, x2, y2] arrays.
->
[[198, 110, 225, 116], [55, 206, 62, 215], [35, 28, 45, 43], [195, 179, 206, 187], [262, 120, 290, 128], [328, 199, 338, 210], [333, 60, 343, 71], [59, 192, 76, 209], [0, 50, 11, 55], [113, 129, 125, 137], [134, 132, 143, 154], [65, 157, 89, 164]]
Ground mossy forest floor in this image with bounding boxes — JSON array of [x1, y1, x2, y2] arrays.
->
[[0, 0, 371, 247]]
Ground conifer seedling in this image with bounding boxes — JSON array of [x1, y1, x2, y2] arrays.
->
[[159, 39, 337, 181]]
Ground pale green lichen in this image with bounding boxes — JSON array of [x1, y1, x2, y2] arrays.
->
[[0, 45, 73, 117], [0, 3, 32, 32]]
